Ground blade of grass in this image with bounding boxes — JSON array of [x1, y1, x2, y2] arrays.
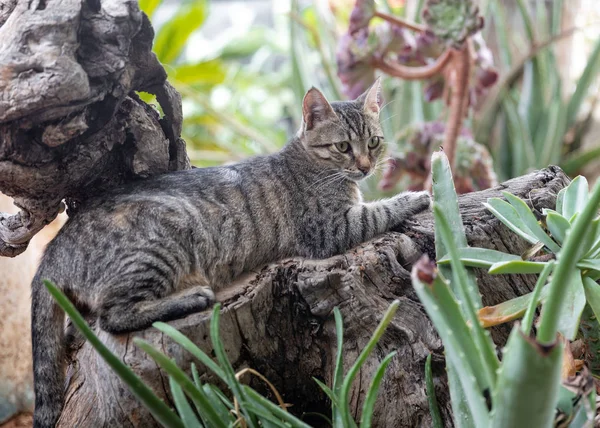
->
[[425, 354, 443, 428], [359, 352, 396, 428], [339, 301, 399, 428], [169, 377, 203, 428], [153, 322, 226, 382], [243, 387, 313, 428], [566, 36, 600, 129], [43, 281, 184, 428], [134, 339, 228, 428]]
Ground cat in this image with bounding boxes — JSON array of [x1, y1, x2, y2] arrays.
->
[[31, 78, 431, 427]]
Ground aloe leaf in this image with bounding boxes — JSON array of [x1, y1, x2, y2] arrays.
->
[[489, 1, 512, 68], [502, 97, 536, 175], [431, 151, 468, 254], [566, 36, 600, 129], [484, 199, 538, 245], [438, 247, 521, 268], [562, 176, 589, 220], [540, 99, 568, 167], [545, 211, 570, 245], [556, 188, 566, 215], [522, 262, 555, 334], [430, 151, 478, 428], [169, 377, 203, 428], [43, 281, 184, 428], [578, 259, 600, 274], [501, 191, 560, 252], [424, 354, 443, 428], [479, 282, 551, 329], [434, 206, 499, 384], [561, 146, 600, 176], [538, 178, 600, 343], [489, 260, 548, 275], [412, 266, 490, 426], [339, 301, 399, 428], [490, 329, 562, 428], [134, 339, 228, 428], [556, 273, 587, 340], [583, 276, 600, 321], [153, 322, 226, 383], [153, 1, 208, 65], [359, 351, 396, 428]]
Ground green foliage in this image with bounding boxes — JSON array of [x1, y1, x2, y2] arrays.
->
[[45, 281, 398, 428], [416, 151, 598, 427], [476, 2, 600, 179]]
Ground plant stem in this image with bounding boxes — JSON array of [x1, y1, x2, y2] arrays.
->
[[443, 46, 470, 170], [372, 49, 452, 80], [373, 11, 426, 33]]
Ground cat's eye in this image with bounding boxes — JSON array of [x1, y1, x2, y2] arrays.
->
[[335, 141, 351, 153], [368, 136, 382, 149]]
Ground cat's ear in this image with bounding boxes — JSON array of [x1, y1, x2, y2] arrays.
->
[[302, 87, 337, 131], [356, 77, 383, 115]]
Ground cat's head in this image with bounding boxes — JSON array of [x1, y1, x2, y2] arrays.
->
[[297, 78, 385, 181]]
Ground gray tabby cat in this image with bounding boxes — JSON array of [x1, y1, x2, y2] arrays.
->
[[31, 79, 430, 427]]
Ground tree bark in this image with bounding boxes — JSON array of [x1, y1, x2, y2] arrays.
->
[[58, 167, 569, 428], [0, 0, 188, 258]]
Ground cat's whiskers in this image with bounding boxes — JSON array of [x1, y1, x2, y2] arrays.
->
[[308, 171, 345, 191]]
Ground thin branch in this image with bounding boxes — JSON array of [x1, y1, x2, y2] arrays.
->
[[372, 49, 452, 80], [373, 11, 426, 33]]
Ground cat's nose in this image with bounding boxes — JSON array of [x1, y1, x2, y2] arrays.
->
[[357, 159, 371, 175]]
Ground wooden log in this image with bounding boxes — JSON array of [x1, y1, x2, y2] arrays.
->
[[58, 166, 569, 427]]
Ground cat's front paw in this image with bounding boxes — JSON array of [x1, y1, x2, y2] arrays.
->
[[404, 190, 431, 214]]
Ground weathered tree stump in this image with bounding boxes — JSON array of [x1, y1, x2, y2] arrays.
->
[[58, 167, 569, 428]]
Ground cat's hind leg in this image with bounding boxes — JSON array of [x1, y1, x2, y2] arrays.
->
[[98, 284, 215, 334]]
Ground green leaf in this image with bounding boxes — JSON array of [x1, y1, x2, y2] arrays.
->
[[339, 301, 399, 428], [538, 175, 600, 344], [563, 176, 589, 220], [488, 260, 548, 275], [359, 352, 396, 428], [501, 191, 560, 252], [522, 262, 555, 334], [561, 146, 600, 176], [438, 247, 521, 268], [566, 36, 600, 129], [153, 1, 208, 64], [209, 305, 257, 428], [540, 99, 568, 167], [556, 188, 566, 215], [332, 307, 344, 423], [169, 377, 203, 428], [545, 211, 570, 244], [577, 259, 600, 274], [139, 0, 162, 18], [171, 60, 226, 85], [502, 97, 535, 175], [556, 273, 587, 340], [411, 268, 490, 426], [424, 354, 443, 428], [243, 387, 313, 428], [134, 339, 228, 428], [312, 378, 339, 407], [43, 281, 184, 428], [583, 277, 600, 322], [483, 199, 538, 245], [153, 322, 227, 383], [490, 329, 562, 428]]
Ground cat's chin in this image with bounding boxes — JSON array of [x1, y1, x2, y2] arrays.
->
[[345, 171, 370, 182]]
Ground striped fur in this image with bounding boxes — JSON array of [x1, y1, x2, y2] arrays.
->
[[31, 80, 430, 427]]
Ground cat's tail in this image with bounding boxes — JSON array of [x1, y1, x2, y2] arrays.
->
[[31, 259, 66, 428]]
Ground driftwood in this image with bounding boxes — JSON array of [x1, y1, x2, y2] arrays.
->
[[0, 0, 188, 258], [57, 167, 569, 428]]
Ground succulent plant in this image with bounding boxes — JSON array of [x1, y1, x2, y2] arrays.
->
[[379, 121, 497, 194], [422, 0, 484, 49]]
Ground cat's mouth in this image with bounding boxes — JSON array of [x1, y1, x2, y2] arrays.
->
[[345, 170, 372, 181]]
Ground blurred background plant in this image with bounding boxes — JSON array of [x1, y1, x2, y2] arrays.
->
[[139, 0, 600, 195]]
